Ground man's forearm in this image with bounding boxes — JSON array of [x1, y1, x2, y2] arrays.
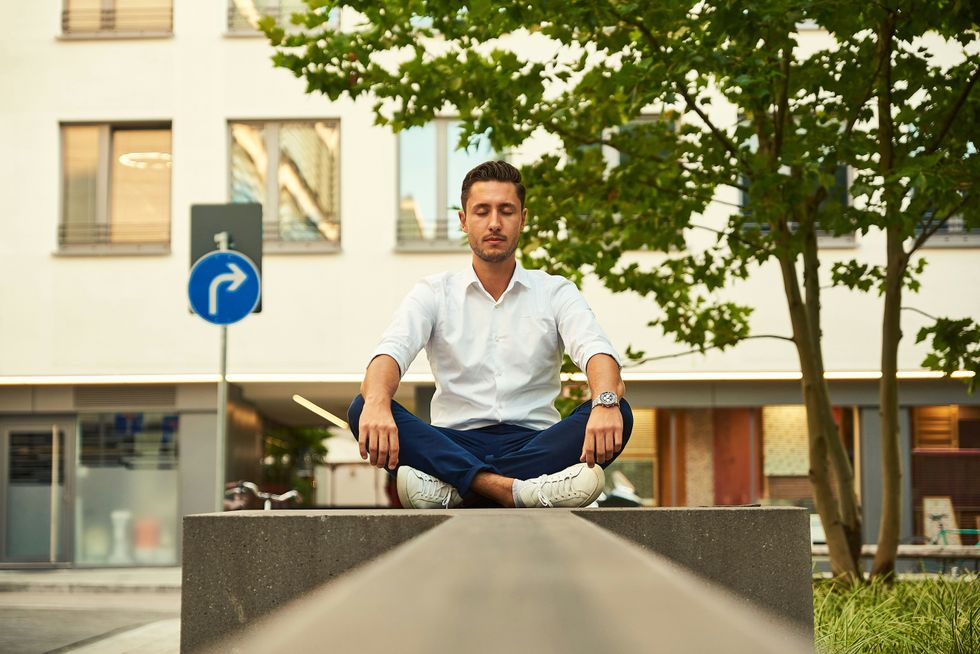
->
[[585, 353, 626, 399], [361, 354, 401, 403]]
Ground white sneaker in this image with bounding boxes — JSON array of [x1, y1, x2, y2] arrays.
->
[[515, 463, 605, 508], [396, 466, 463, 509]]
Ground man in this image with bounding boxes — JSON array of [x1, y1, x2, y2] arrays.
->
[[348, 161, 633, 508]]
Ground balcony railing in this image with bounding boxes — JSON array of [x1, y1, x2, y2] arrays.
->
[[227, 1, 308, 32], [62, 6, 173, 35], [59, 222, 170, 246], [396, 219, 467, 251]]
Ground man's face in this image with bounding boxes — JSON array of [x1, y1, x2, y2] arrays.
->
[[459, 181, 526, 264]]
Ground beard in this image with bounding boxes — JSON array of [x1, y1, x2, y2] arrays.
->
[[470, 234, 519, 263]]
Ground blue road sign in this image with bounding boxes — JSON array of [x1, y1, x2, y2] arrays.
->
[[188, 250, 261, 325]]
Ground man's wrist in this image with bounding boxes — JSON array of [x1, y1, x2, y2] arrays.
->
[[591, 391, 620, 408]]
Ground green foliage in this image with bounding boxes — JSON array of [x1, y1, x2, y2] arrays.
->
[[831, 259, 927, 294], [262, 1, 980, 380], [555, 354, 588, 419], [263, 426, 329, 506], [917, 318, 980, 393], [814, 576, 980, 654]]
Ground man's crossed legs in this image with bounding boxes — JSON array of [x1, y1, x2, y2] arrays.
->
[[347, 396, 634, 508]]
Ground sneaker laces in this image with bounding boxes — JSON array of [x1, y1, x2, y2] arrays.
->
[[534, 469, 579, 506], [417, 471, 454, 508]]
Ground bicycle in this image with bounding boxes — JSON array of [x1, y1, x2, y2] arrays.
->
[[922, 512, 980, 575], [224, 480, 301, 511], [927, 512, 980, 546]]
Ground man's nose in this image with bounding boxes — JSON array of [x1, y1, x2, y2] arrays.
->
[[488, 210, 503, 229]]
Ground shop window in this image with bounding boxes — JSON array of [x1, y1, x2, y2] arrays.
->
[[603, 408, 656, 506], [911, 405, 980, 545], [75, 413, 179, 565]]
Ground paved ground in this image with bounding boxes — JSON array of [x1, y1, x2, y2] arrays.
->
[[0, 569, 180, 654]]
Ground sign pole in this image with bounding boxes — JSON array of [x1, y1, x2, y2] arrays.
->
[[215, 231, 229, 512]]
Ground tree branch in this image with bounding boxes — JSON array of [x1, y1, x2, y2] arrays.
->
[[601, 2, 747, 168], [908, 192, 973, 253], [773, 44, 791, 157], [901, 306, 938, 321], [926, 64, 980, 155], [624, 334, 795, 367]]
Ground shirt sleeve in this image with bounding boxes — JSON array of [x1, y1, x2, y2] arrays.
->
[[369, 281, 438, 377], [551, 279, 622, 372]]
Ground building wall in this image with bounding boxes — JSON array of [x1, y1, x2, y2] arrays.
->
[[1, 3, 978, 386]]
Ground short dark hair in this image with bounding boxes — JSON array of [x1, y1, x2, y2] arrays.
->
[[460, 160, 526, 212]]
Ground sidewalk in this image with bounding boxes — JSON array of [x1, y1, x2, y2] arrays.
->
[[0, 567, 181, 593], [0, 568, 181, 654]]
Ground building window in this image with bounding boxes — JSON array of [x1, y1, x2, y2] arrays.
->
[[62, 0, 173, 36], [917, 211, 980, 247], [226, 0, 334, 33], [60, 124, 172, 251], [230, 120, 340, 248], [739, 165, 855, 247], [397, 119, 495, 249]]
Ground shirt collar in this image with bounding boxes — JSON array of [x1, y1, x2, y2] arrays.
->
[[460, 260, 531, 302]]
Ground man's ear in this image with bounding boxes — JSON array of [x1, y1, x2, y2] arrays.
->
[[520, 207, 527, 230], [459, 209, 468, 232]]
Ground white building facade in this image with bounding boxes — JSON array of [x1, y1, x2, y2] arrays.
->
[[1, 2, 978, 567]]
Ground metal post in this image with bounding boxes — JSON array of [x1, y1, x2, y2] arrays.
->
[[215, 231, 230, 512], [669, 411, 678, 507], [747, 410, 757, 504], [49, 425, 59, 562]]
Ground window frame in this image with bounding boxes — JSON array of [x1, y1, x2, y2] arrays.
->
[[57, 121, 173, 256], [915, 212, 980, 249], [395, 117, 498, 253], [224, 0, 338, 36], [59, 0, 174, 39], [739, 165, 858, 249], [227, 118, 342, 254]]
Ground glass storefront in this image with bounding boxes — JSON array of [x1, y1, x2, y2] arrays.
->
[[74, 413, 180, 566]]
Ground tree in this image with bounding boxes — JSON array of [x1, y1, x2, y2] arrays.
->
[[262, 1, 980, 581]]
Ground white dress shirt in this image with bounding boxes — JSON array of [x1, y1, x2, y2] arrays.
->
[[371, 262, 621, 430]]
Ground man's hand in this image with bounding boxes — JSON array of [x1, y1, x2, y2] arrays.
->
[[580, 406, 624, 467], [358, 399, 400, 470]]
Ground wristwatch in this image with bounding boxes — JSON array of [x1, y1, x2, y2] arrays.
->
[[591, 391, 620, 409]]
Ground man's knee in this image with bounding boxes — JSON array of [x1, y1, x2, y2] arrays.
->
[[619, 398, 634, 447], [347, 394, 365, 436]]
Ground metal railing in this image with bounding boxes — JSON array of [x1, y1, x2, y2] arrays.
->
[[227, 1, 308, 32], [62, 6, 173, 34], [396, 219, 467, 249], [59, 222, 170, 246], [262, 219, 339, 243]]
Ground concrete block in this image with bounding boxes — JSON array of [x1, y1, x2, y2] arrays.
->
[[575, 506, 813, 631], [180, 510, 448, 653], [202, 511, 812, 654]]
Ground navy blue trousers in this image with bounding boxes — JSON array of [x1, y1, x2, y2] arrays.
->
[[347, 395, 633, 498]]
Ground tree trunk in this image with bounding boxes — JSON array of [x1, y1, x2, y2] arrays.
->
[[871, 229, 906, 579], [871, 11, 903, 581], [776, 250, 863, 582]]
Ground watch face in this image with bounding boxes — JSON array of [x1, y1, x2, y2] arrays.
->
[[599, 391, 617, 405]]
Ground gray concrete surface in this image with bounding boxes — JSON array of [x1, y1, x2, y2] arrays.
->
[[575, 506, 813, 630], [0, 591, 179, 654], [180, 510, 449, 652], [0, 567, 181, 593], [201, 511, 812, 654]]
